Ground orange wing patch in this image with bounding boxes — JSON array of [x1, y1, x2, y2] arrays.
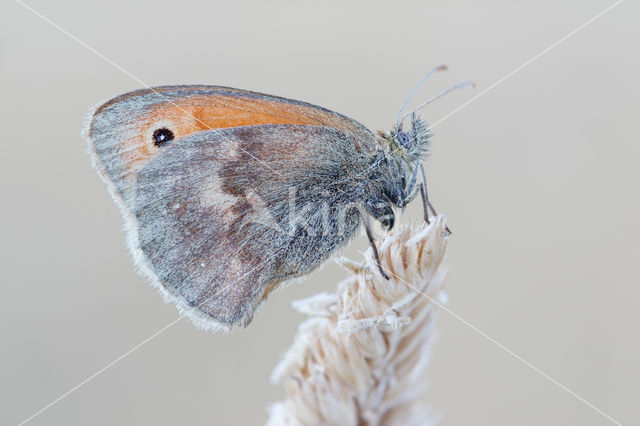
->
[[120, 95, 328, 176]]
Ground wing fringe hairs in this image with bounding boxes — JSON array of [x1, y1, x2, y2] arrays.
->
[[267, 215, 450, 426]]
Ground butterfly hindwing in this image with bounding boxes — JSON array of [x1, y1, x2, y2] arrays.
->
[[133, 124, 366, 329]]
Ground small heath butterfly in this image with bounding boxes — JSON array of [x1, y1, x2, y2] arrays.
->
[[83, 65, 471, 331]]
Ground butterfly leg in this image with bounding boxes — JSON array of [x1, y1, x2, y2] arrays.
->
[[418, 182, 431, 224], [361, 212, 390, 280], [419, 165, 452, 235]]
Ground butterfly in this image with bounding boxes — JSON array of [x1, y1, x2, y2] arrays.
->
[[84, 65, 471, 331]]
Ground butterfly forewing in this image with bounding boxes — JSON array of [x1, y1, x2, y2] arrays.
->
[[86, 86, 375, 206]]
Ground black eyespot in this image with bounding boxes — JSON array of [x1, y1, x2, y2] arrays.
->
[[396, 131, 412, 149], [152, 128, 174, 147]]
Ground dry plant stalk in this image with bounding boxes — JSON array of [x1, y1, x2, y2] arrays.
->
[[267, 215, 450, 426]]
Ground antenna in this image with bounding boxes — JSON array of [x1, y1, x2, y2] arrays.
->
[[398, 81, 475, 125], [395, 65, 448, 128]]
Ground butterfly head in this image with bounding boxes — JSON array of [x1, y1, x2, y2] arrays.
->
[[370, 116, 429, 211], [389, 113, 431, 164], [372, 66, 473, 209]]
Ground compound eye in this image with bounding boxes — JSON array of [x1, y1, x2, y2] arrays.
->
[[396, 131, 412, 148]]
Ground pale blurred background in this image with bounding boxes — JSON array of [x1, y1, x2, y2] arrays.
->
[[2, 0, 638, 425]]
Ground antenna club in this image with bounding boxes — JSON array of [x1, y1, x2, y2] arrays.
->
[[436, 65, 448, 72]]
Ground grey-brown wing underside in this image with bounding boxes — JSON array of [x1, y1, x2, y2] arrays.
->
[[134, 124, 366, 330]]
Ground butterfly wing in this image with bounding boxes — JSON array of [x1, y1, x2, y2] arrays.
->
[[84, 85, 376, 209], [132, 124, 366, 330], [84, 86, 379, 330]]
